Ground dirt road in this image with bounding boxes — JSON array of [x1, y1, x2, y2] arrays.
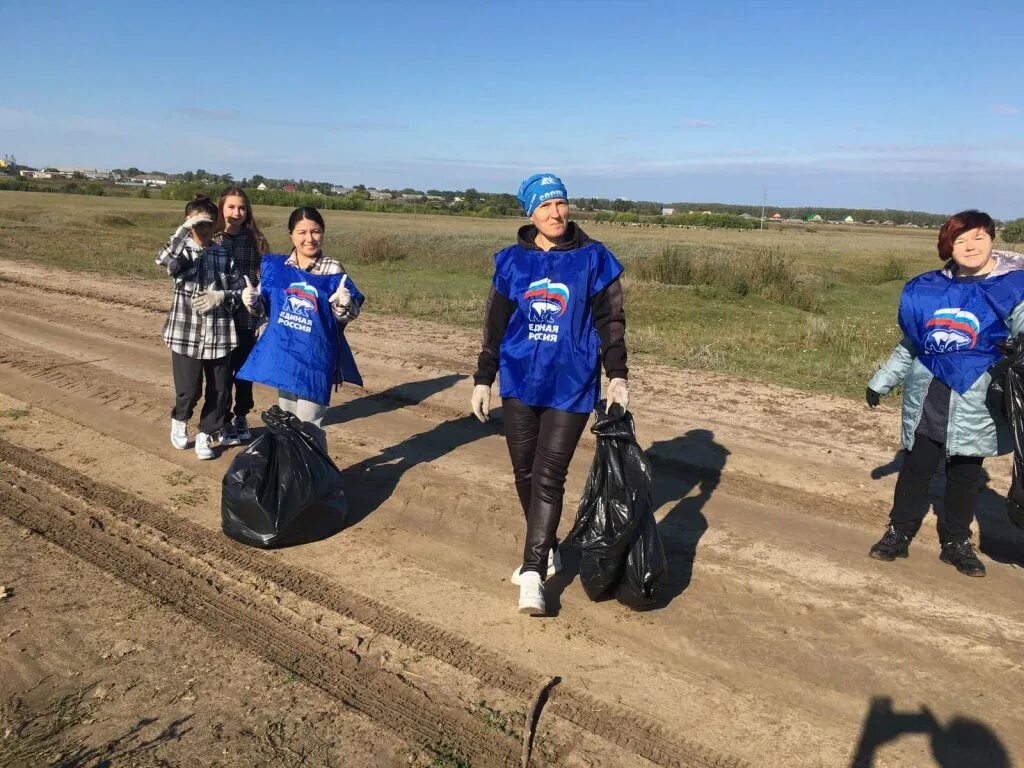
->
[[0, 261, 1021, 767]]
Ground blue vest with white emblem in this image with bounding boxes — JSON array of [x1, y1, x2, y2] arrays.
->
[[238, 255, 363, 406], [494, 242, 623, 413], [898, 269, 1024, 394]]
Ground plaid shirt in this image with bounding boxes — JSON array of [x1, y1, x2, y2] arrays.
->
[[157, 231, 245, 359], [216, 230, 267, 331]]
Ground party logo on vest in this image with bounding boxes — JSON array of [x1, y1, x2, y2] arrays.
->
[[283, 282, 319, 316], [924, 307, 980, 353], [524, 278, 568, 342], [278, 281, 320, 334]]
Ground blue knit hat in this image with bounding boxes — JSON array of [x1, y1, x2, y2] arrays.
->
[[517, 173, 567, 217]]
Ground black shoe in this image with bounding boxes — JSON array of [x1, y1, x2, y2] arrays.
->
[[869, 526, 911, 561], [939, 540, 986, 577]]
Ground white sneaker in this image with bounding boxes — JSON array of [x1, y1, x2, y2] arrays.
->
[[170, 418, 189, 450], [194, 432, 215, 460], [511, 546, 561, 585], [517, 571, 545, 616]]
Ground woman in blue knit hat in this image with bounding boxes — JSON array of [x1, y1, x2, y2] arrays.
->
[[470, 173, 629, 615]]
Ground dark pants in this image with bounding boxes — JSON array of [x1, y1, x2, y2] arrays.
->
[[889, 434, 983, 543], [227, 327, 257, 419], [170, 351, 231, 435], [503, 398, 589, 578]]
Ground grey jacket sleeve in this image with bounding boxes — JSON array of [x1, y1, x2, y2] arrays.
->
[[1008, 300, 1024, 336], [868, 336, 916, 394]]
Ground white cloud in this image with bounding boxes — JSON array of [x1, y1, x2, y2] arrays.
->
[[992, 104, 1020, 115], [682, 118, 718, 129]]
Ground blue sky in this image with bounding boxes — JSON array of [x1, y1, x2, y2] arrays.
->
[[3, 1, 1023, 215]]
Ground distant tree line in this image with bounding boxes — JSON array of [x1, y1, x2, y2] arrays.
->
[[3, 161, 1017, 228]]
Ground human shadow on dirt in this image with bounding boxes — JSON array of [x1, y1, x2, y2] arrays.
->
[[870, 451, 1024, 566], [545, 428, 729, 615], [849, 695, 1009, 767], [322, 374, 466, 428], [245, 374, 467, 444], [339, 407, 504, 526], [648, 429, 730, 604]]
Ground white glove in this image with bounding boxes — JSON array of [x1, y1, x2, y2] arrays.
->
[[242, 275, 260, 309], [607, 378, 629, 411], [192, 282, 226, 314], [183, 214, 213, 231], [330, 274, 352, 308], [471, 384, 491, 423]]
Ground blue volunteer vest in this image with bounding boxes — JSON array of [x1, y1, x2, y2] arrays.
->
[[495, 241, 623, 413], [238, 255, 363, 406], [898, 269, 1024, 394]]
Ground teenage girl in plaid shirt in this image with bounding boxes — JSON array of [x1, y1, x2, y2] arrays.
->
[[214, 187, 269, 446], [156, 194, 246, 460]]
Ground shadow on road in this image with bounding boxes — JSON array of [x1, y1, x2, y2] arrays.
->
[[850, 695, 1010, 768]]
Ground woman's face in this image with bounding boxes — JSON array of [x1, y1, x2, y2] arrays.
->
[[222, 195, 248, 233], [290, 217, 324, 259], [950, 227, 994, 274], [530, 198, 570, 241]]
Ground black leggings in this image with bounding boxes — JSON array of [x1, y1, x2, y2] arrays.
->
[[889, 434, 983, 543], [227, 327, 257, 418], [503, 398, 589, 578]]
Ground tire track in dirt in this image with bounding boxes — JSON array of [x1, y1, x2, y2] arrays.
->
[[0, 265, 898, 525], [0, 321, 895, 537], [0, 453, 523, 768], [0, 437, 749, 768]]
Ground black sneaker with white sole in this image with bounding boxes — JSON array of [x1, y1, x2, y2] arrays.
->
[[233, 414, 252, 442], [868, 526, 912, 561], [939, 540, 986, 577]]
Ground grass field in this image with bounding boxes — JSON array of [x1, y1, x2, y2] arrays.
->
[[2, 190, 1006, 397]]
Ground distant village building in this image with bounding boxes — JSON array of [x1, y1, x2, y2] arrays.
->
[[661, 207, 675, 216], [739, 213, 755, 219], [770, 212, 783, 220], [256, 182, 268, 191], [283, 183, 297, 192], [368, 189, 391, 200], [20, 169, 52, 179], [806, 214, 823, 222], [844, 216, 856, 224], [54, 166, 112, 180], [131, 174, 167, 186], [330, 185, 352, 195]]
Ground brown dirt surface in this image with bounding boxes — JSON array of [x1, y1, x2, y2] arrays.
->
[[0, 259, 1021, 767]]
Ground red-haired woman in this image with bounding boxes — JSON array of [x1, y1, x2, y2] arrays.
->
[[215, 186, 269, 445], [866, 210, 1024, 576]]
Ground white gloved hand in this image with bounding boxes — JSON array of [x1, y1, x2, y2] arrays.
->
[[192, 282, 226, 314], [607, 378, 629, 411], [471, 384, 491, 423], [242, 275, 260, 309], [330, 273, 352, 307], [183, 214, 213, 231]]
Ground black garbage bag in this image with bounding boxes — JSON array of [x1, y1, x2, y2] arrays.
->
[[617, 490, 669, 610], [569, 403, 667, 607], [988, 334, 1024, 529], [221, 406, 347, 547]]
